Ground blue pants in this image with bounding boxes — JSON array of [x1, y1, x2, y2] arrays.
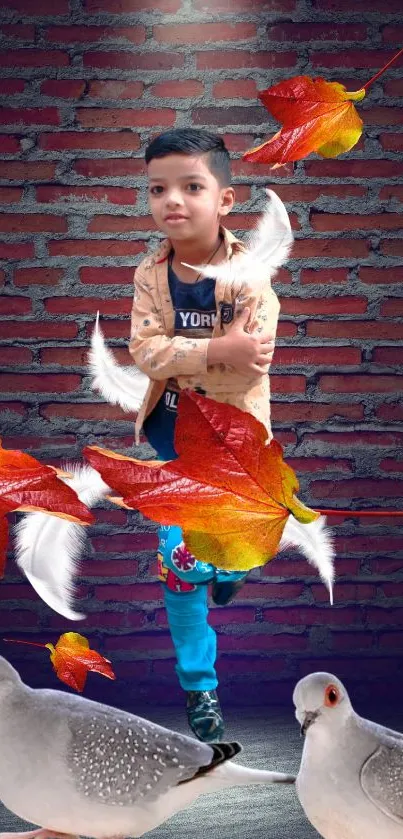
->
[[158, 525, 247, 691]]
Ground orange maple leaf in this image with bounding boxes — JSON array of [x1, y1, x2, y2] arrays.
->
[[243, 49, 403, 166], [0, 439, 94, 579], [4, 632, 116, 693], [83, 390, 318, 572]]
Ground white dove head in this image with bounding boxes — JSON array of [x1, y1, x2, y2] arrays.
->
[[0, 656, 21, 696], [293, 672, 352, 735]]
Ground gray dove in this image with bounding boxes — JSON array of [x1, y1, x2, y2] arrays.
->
[[293, 671, 403, 839], [0, 656, 295, 839]]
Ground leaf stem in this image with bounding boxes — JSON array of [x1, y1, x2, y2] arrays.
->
[[3, 638, 47, 648], [363, 47, 403, 90]]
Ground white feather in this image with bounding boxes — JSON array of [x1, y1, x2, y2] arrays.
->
[[14, 464, 110, 621], [181, 188, 293, 288], [88, 311, 149, 413], [279, 515, 335, 605]]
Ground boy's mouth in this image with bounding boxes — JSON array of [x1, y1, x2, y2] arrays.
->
[[165, 215, 188, 222]]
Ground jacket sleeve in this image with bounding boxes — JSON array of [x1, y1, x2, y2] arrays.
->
[[233, 276, 280, 351], [129, 266, 210, 380]]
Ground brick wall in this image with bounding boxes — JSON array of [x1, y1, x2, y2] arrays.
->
[[0, 0, 402, 706]]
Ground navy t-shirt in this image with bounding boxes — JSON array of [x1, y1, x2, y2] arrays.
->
[[143, 256, 216, 460]]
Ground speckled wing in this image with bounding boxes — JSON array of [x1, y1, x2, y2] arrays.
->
[[67, 704, 213, 806], [360, 745, 403, 823]]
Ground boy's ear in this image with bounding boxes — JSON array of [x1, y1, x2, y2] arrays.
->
[[219, 186, 235, 216]]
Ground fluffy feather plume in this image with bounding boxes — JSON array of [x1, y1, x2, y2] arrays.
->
[[279, 514, 335, 604], [181, 188, 293, 286], [88, 312, 149, 413], [14, 464, 110, 620]]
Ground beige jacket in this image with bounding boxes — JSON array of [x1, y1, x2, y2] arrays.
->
[[129, 225, 280, 444]]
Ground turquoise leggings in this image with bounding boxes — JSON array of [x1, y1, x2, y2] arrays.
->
[[158, 525, 247, 691]]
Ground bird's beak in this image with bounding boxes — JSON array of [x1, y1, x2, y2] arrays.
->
[[300, 711, 319, 736]]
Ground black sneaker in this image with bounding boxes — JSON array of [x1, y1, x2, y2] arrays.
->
[[186, 689, 225, 742], [211, 576, 247, 606]]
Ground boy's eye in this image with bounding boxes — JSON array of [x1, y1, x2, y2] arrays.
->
[[149, 186, 164, 195], [187, 183, 202, 191]]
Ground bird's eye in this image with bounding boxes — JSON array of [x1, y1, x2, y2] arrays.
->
[[325, 684, 339, 707]]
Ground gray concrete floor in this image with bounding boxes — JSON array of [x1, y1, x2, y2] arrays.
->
[[2, 704, 402, 839]]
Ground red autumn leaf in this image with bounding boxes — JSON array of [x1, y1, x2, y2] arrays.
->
[[4, 632, 116, 693], [83, 391, 318, 572], [0, 438, 94, 578], [243, 49, 403, 165]]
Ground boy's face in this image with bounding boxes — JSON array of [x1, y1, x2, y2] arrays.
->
[[147, 153, 234, 242]]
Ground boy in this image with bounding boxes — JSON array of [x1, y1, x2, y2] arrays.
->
[[129, 128, 280, 743]]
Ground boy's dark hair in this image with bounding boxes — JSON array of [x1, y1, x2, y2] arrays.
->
[[145, 128, 231, 187]]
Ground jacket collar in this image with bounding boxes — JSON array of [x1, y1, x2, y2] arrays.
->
[[144, 224, 247, 268]]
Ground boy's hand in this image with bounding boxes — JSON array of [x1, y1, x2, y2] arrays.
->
[[207, 308, 275, 375]]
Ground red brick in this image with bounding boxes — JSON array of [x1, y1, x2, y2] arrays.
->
[[0, 243, 34, 259], [240, 582, 304, 599], [319, 374, 403, 394], [0, 347, 32, 365], [379, 633, 403, 650], [40, 80, 86, 98], [377, 404, 403, 422], [193, 106, 282, 130], [77, 108, 175, 129], [373, 347, 403, 365], [267, 22, 367, 41], [292, 239, 369, 258], [85, 0, 179, 10], [276, 184, 366, 203], [274, 346, 360, 365], [360, 266, 403, 283], [370, 558, 403, 574], [311, 478, 403, 500], [0, 297, 31, 315], [304, 431, 403, 447], [196, 0, 295, 8], [81, 559, 139, 577], [0, 108, 60, 127], [384, 79, 403, 97], [92, 534, 157, 554], [304, 160, 399, 179], [0, 0, 69, 10], [0, 80, 25, 94], [74, 158, 144, 178], [212, 80, 257, 99], [0, 214, 66, 233], [332, 632, 373, 651], [13, 268, 63, 286], [381, 298, 403, 317], [0, 187, 23, 202], [197, 50, 297, 70], [263, 607, 362, 626], [45, 25, 145, 43], [220, 635, 305, 654], [276, 430, 297, 445], [2, 434, 74, 449], [364, 107, 403, 126], [0, 50, 69, 68], [40, 347, 88, 366], [287, 457, 352, 473], [0, 162, 56, 181], [40, 403, 130, 421], [0, 135, 20, 154], [280, 297, 367, 316], [97, 585, 160, 604], [88, 80, 143, 99], [37, 186, 137, 205], [0, 402, 26, 416], [0, 322, 77, 339], [311, 50, 398, 69], [0, 270, 4, 286], [366, 609, 403, 627], [379, 185, 403, 202], [271, 402, 364, 422], [40, 132, 141, 152], [88, 216, 153, 234], [381, 240, 403, 257], [381, 583, 403, 597], [232, 159, 294, 178], [315, 0, 401, 8], [300, 268, 349, 284], [1, 374, 81, 393], [0, 610, 39, 630], [83, 51, 184, 72], [307, 321, 402, 340], [105, 634, 172, 653], [154, 22, 256, 44], [312, 583, 376, 602], [150, 80, 205, 98], [79, 267, 135, 284], [44, 296, 132, 316], [276, 322, 298, 337], [270, 375, 306, 393], [48, 240, 146, 257], [311, 212, 403, 231], [380, 458, 403, 473]]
